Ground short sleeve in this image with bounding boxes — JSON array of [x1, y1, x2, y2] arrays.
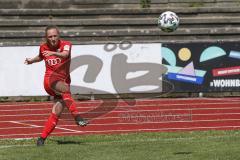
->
[[63, 42, 72, 52]]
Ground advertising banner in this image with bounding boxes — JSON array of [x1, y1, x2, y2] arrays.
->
[[162, 42, 240, 92]]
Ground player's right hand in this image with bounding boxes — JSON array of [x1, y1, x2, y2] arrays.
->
[[24, 58, 32, 65]]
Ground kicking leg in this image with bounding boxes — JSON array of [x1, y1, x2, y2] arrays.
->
[[53, 81, 88, 126]]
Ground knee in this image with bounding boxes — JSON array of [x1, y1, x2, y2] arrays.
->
[[53, 111, 61, 117], [59, 85, 69, 93], [52, 101, 64, 117], [53, 81, 70, 94]]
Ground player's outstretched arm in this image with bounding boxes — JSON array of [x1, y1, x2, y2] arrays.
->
[[24, 55, 43, 65]]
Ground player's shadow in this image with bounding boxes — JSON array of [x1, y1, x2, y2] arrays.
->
[[173, 151, 193, 155], [52, 140, 85, 145]]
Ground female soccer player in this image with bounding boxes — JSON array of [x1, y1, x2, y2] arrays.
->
[[25, 25, 88, 146]]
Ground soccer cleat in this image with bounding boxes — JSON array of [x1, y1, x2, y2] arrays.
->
[[36, 137, 45, 146], [75, 115, 89, 127]]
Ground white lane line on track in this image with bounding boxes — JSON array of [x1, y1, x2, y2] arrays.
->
[[0, 101, 239, 112], [1, 106, 240, 117], [0, 98, 239, 107], [0, 102, 53, 107], [0, 101, 116, 107], [1, 111, 240, 123], [55, 127, 83, 133], [9, 121, 83, 133], [0, 100, 105, 107], [0, 108, 53, 112], [57, 125, 83, 133], [10, 121, 40, 128], [2, 118, 240, 130], [0, 112, 240, 123]]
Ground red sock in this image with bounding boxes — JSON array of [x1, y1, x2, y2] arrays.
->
[[41, 113, 59, 139], [61, 93, 79, 118]]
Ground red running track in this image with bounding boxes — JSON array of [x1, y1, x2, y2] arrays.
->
[[0, 97, 240, 139]]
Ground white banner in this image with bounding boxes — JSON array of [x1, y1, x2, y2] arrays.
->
[[0, 43, 162, 96]]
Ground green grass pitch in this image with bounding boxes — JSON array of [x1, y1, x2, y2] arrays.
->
[[0, 130, 240, 160]]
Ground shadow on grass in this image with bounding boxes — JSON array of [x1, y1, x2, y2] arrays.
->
[[51, 139, 85, 145], [174, 152, 193, 155]]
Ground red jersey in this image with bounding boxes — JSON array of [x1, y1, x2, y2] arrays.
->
[[39, 40, 71, 83]]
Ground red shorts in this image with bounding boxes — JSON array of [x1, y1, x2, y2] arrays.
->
[[44, 76, 70, 98]]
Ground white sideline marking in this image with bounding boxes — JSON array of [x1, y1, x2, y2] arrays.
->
[[1, 125, 240, 138], [0, 144, 34, 149], [0, 134, 239, 149]]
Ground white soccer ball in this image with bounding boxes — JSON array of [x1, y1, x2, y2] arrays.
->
[[158, 11, 180, 32]]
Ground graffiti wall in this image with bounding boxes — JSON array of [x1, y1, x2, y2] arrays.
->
[[162, 42, 240, 92]]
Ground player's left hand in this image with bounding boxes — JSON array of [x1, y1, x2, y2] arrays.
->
[[42, 50, 55, 57]]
